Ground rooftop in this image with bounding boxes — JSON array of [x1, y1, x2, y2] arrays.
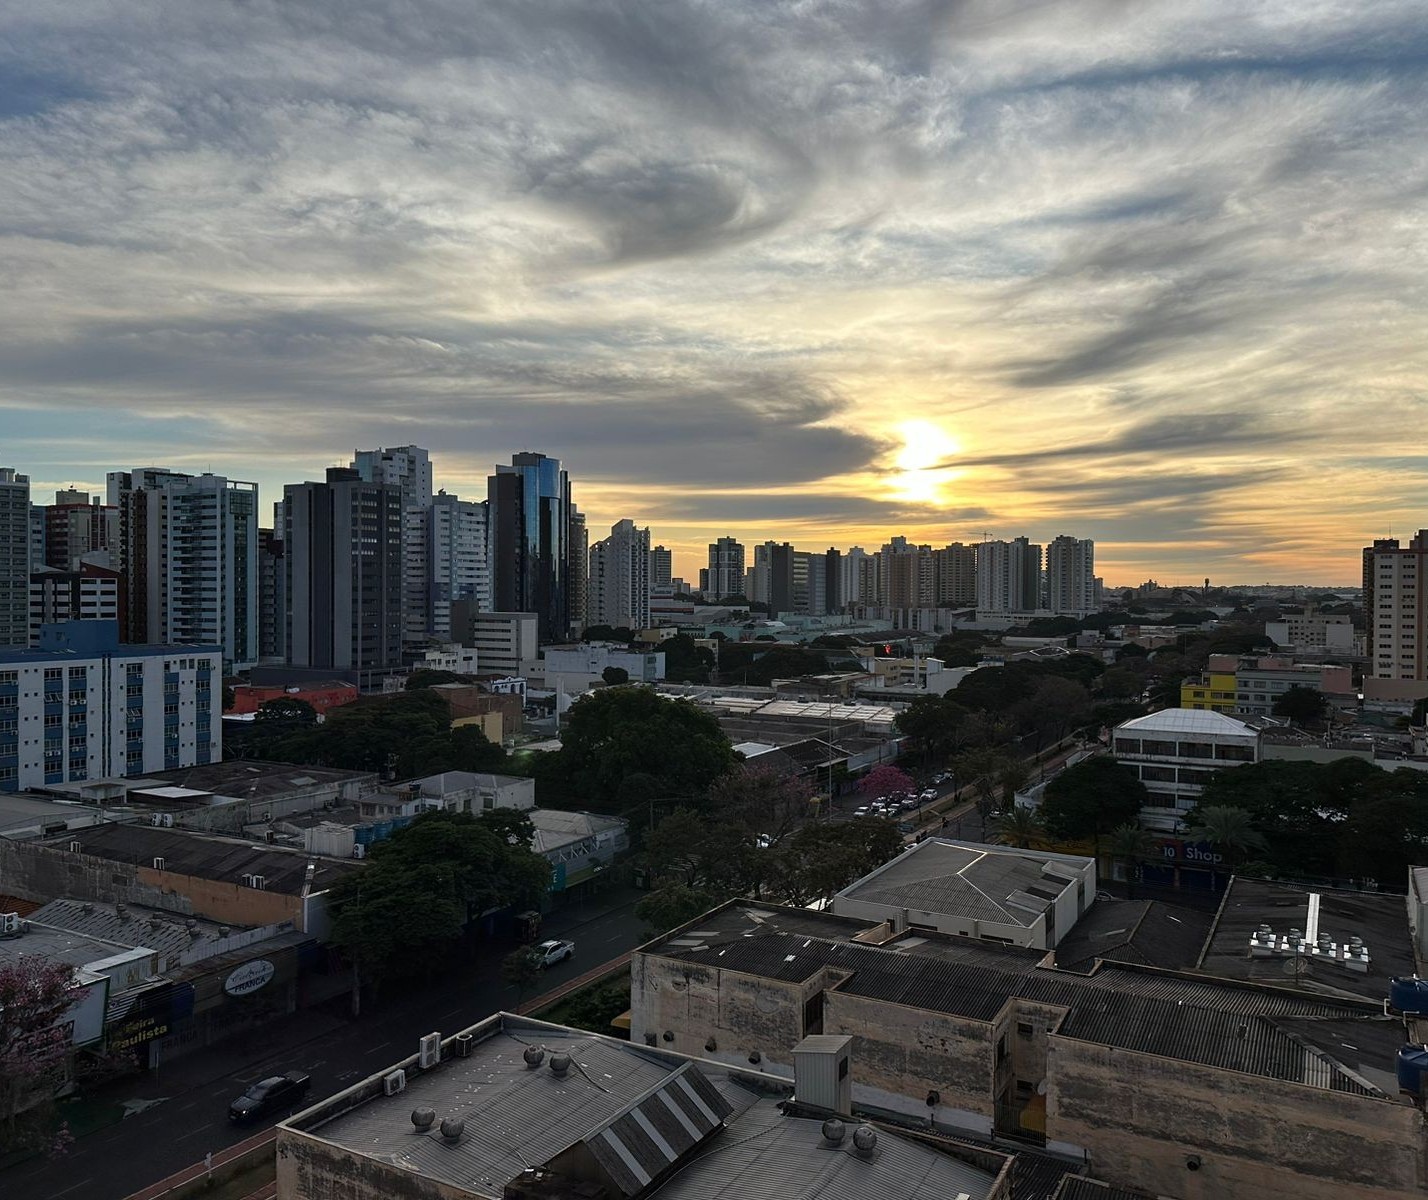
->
[[40, 823, 362, 895], [0, 792, 104, 834], [1053, 899, 1215, 974], [288, 1016, 1000, 1200], [1114, 708, 1258, 738], [835, 840, 1090, 929], [139, 758, 376, 801], [413, 770, 529, 794], [528, 809, 627, 855], [646, 903, 1399, 1098], [1196, 877, 1412, 1003], [27, 898, 263, 963]]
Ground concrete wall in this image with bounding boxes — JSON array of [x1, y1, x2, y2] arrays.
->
[[1047, 1035, 1428, 1200], [833, 894, 1048, 949], [278, 1127, 473, 1200]]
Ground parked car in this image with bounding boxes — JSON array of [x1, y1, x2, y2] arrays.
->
[[229, 1072, 311, 1123], [754, 833, 773, 850], [535, 939, 575, 967], [853, 805, 870, 817], [920, 789, 937, 802]]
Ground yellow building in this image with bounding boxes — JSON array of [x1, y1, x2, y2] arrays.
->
[[1181, 669, 1238, 713]]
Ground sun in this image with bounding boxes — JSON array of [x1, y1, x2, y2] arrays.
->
[[892, 420, 958, 503]]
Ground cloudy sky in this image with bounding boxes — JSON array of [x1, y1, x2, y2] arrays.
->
[[3, 0, 1425, 584]]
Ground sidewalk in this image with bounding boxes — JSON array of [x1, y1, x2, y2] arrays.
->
[[542, 883, 640, 935]]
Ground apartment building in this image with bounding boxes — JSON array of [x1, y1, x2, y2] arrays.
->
[[933, 542, 977, 607], [426, 491, 490, 640], [587, 519, 651, 629], [0, 468, 31, 647], [0, 620, 222, 792], [1364, 532, 1427, 680], [28, 564, 121, 643], [452, 609, 539, 677], [1045, 535, 1095, 617], [701, 536, 743, 598], [976, 537, 1042, 613], [1182, 654, 1355, 717], [42, 488, 117, 571], [352, 444, 433, 651]]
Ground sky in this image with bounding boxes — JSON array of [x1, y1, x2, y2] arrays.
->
[[2, 1, 1426, 586]]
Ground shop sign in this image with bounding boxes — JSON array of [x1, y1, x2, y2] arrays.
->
[[110, 1015, 169, 1052], [1155, 838, 1224, 865], [224, 959, 275, 996]]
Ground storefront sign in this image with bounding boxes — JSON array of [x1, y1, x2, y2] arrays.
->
[[224, 959, 275, 996], [109, 1015, 169, 1052], [1155, 838, 1224, 865]]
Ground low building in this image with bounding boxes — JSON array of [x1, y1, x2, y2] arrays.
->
[[529, 809, 628, 897], [541, 643, 667, 684], [427, 681, 524, 737], [453, 609, 538, 677], [410, 770, 535, 812], [227, 680, 359, 716], [0, 822, 361, 935], [28, 563, 121, 644], [1181, 654, 1354, 717], [1110, 709, 1259, 831], [0, 619, 222, 793], [276, 1014, 1011, 1200], [832, 840, 1096, 950], [631, 901, 1419, 1200]]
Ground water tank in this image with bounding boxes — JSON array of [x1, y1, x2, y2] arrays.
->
[[1397, 1045, 1428, 1098], [1391, 977, 1428, 1015]]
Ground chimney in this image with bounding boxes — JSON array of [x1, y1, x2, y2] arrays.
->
[[793, 1034, 853, 1116]]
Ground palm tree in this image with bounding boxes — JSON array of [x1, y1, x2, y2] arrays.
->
[[1106, 823, 1152, 897], [1186, 805, 1267, 870], [992, 806, 1046, 849], [997, 759, 1032, 810]]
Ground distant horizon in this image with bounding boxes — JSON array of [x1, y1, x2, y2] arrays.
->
[[3, 3, 1424, 588]]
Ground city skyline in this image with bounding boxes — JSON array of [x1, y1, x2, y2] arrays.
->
[[3, 2, 1423, 584]]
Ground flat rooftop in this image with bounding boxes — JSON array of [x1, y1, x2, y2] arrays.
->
[[1197, 877, 1412, 1003], [645, 903, 1401, 1099], [287, 1017, 1000, 1200], [141, 759, 376, 801], [41, 823, 362, 895], [835, 840, 1090, 929]]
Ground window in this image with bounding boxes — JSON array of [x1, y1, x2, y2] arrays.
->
[[1017, 1022, 1034, 1038]]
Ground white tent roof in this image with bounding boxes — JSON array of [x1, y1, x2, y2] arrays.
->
[[1115, 708, 1257, 738]]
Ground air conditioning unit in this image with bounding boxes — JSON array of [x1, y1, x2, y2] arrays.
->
[[153, 857, 166, 870], [383, 1069, 406, 1095], [241, 873, 253, 887], [68, 840, 82, 854], [0, 912, 19, 936], [250, 875, 266, 890], [161, 813, 174, 828], [352, 843, 366, 859], [454, 1033, 473, 1059], [419, 1032, 441, 1069], [150, 814, 164, 827]]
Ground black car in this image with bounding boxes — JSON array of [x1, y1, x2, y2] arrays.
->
[[228, 1071, 311, 1123]]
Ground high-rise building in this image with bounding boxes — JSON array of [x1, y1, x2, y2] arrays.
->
[[284, 468, 404, 683], [107, 470, 258, 669], [649, 545, 674, 594], [879, 539, 935, 608], [43, 489, 117, 571], [824, 548, 842, 613], [933, 543, 977, 607], [0, 620, 222, 792], [568, 507, 588, 637], [451, 608, 539, 677], [839, 546, 875, 607], [703, 538, 744, 600], [0, 469, 29, 648], [1364, 532, 1428, 680], [488, 453, 573, 643], [257, 528, 285, 661], [588, 520, 651, 630], [976, 537, 1042, 613], [426, 491, 490, 640], [352, 446, 433, 651], [1045, 535, 1096, 617], [28, 564, 121, 644]]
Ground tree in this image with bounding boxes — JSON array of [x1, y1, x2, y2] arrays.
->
[[708, 765, 813, 838], [405, 669, 465, 690], [601, 666, 630, 686], [894, 696, 970, 763], [1186, 806, 1268, 867], [858, 764, 915, 798], [992, 806, 1046, 849], [956, 747, 1009, 818], [1041, 757, 1147, 841], [766, 818, 903, 906], [501, 948, 544, 1012], [222, 684, 236, 711], [326, 810, 551, 987], [662, 634, 716, 684], [1105, 823, 1153, 896], [554, 688, 736, 809], [582, 625, 635, 644], [635, 885, 719, 937], [1098, 666, 1144, 701], [1273, 686, 1328, 728], [0, 956, 78, 1147]]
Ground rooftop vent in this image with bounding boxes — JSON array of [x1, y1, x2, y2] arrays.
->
[[821, 1118, 846, 1145], [411, 1107, 436, 1131], [549, 1052, 571, 1076], [523, 1046, 545, 1068], [851, 1126, 878, 1156], [440, 1117, 465, 1143]]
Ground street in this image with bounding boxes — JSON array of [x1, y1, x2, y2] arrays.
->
[[2, 890, 647, 1200]]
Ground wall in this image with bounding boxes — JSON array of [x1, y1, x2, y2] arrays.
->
[[832, 894, 1046, 949], [1047, 1035, 1428, 1200], [277, 1128, 474, 1200]]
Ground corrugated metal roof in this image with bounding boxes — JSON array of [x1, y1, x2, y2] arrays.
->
[[1055, 1178, 1159, 1200], [652, 1101, 997, 1200]]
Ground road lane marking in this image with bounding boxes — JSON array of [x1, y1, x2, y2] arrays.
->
[[52, 1179, 94, 1197]]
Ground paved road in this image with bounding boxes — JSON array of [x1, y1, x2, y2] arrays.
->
[[4, 892, 646, 1200]]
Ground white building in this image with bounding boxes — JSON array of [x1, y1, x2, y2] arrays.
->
[[0, 620, 222, 793], [107, 469, 258, 670], [541, 644, 666, 684], [411, 770, 535, 812], [28, 565, 121, 644], [1265, 612, 1357, 655], [587, 519, 651, 630], [425, 491, 489, 640], [1044, 535, 1095, 617], [452, 610, 539, 677], [1111, 708, 1259, 832], [831, 838, 1095, 950], [1363, 533, 1427, 680], [975, 537, 1042, 613], [702, 537, 744, 600], [0, 469, 30, 647]]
